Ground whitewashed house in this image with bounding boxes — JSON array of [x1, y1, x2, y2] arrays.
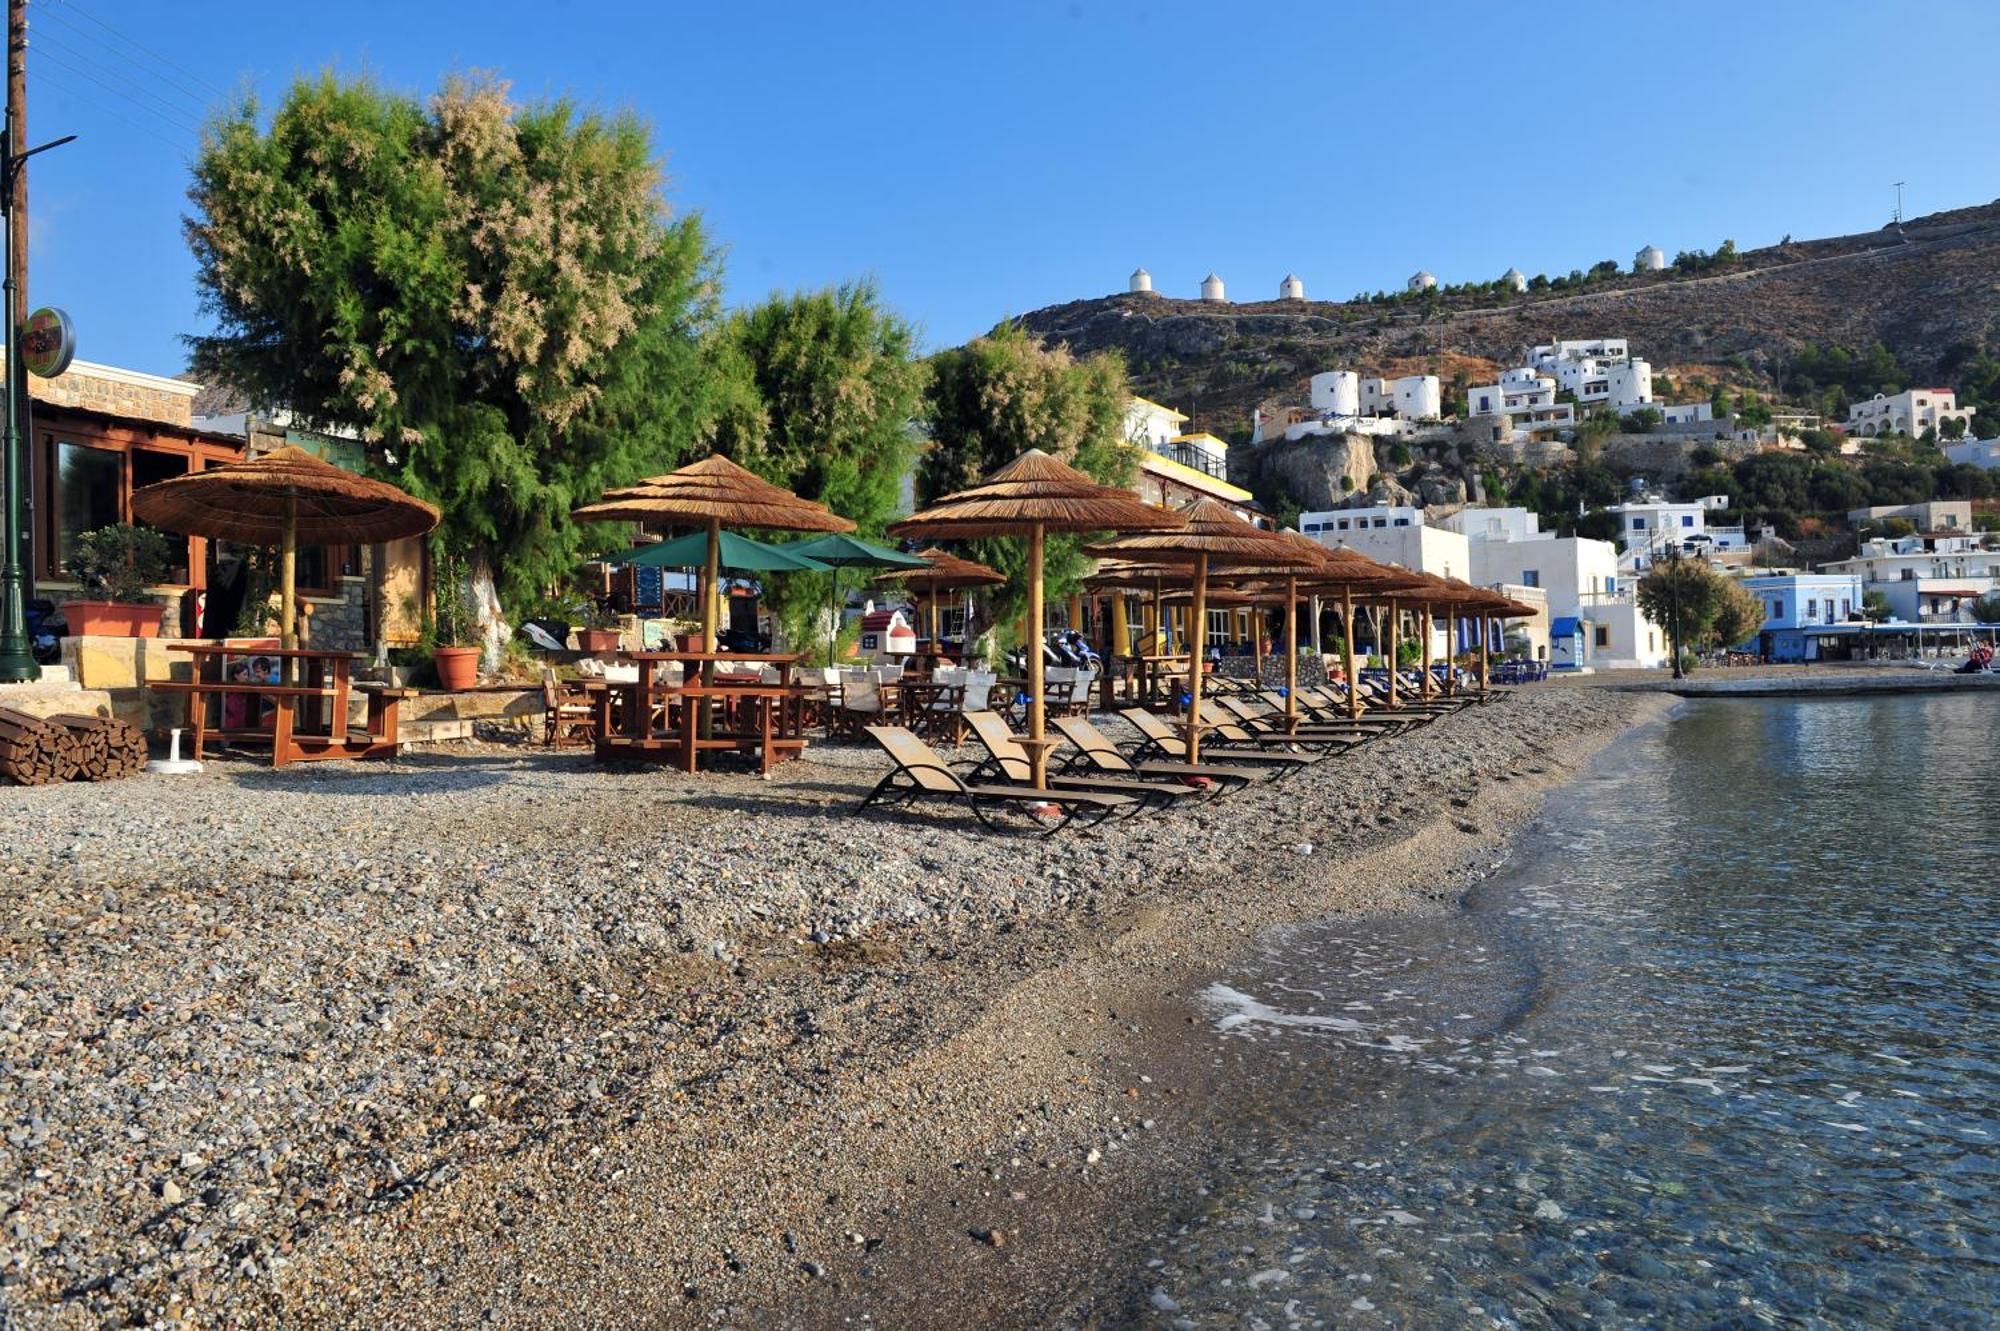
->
[[1943, 436, 2000, 470], [1607, 496, 1747, 568], [1846, 388, 1975, 438], [1438, 506, 1663, 669], [1819, 530, 2000, 623], [1300, 504, 1470, 580]]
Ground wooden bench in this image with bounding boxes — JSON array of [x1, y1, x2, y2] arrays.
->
[[151, 664, 415, 769]]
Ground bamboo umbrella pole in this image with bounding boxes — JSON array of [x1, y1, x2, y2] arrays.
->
[[1342, 585, 1361, 720], [279, 493, 298, 652], [1283, 573, 1299, 733], [1383, 604, 1400, 709], [1186, 552, 1210, 764], [1309, 594, 1322, 653], [1420, 600, 1435, 700], [1026, 523, 1049, 790], [1251, 605, 1264, 663], [1110, 590, 1129, 700], [1480, 615, 1492, 693]]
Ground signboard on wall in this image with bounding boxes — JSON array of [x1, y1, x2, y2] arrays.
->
[[21, 307, 76, 379]]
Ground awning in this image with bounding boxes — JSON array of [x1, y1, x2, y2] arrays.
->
[[1551, 616, 1582, 638]]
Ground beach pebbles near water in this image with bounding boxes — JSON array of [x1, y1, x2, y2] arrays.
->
[[0, 687, 1637, 1328]]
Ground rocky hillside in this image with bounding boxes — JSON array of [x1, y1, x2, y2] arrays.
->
[[1016, 200, 2000, 439]]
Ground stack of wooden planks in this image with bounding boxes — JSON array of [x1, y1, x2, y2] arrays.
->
[[0, 708, 148, 784]]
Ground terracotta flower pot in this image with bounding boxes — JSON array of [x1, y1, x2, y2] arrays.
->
[[576, 628, 621, 653], [61, 600, 161, 638], [432, 645, 480, 691]]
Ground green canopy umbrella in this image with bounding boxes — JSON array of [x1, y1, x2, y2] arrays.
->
[[786, 533, 931, 666], [613, 530, 832, 573]]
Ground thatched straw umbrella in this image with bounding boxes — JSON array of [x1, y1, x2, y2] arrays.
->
[[888, 449, 1185, 789], [131, 445, 440, 653], [1084, 498, 1318, 764], [1287, 547, 1426, 719], [573, 455, 854, 654], [872, 547, 1006, 658]]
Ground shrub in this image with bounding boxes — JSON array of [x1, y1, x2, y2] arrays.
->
[[67, 524, 172, 604]]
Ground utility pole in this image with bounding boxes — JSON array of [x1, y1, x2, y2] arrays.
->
[[0, 0, 70, 683], [8, 0, 26, 605]]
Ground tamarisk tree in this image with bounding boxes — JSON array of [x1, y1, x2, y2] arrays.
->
[[919, 323, 1137, 628], [187, 73, 727, 613]]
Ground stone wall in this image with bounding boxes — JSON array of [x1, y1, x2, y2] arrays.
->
[[1214, 653, 1331, 688], [30, 366, 195, 428], [302, 578, 369, 653]]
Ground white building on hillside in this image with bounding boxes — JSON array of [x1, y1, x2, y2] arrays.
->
[[1279, 273, 1305, 300], [1607, 496, 1747, 569], [1819, 530, 2000, 623], [1527, 337, 1655, 410], [1129, 267, 1154, 294], [1465, 368, 1576, 432], [1943, 436, 2000, 470], [1300, 504, 1469, 579], [1124, 396, 1187, 449], [1440, 505, 1664, 669], [1200, 272, 1227, 303], [1408, 270, 1437, 292], [1635, 245, 1665, 272], [1846, 388, 1974, 438]]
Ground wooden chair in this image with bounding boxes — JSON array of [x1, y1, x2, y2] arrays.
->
[[961, 710, 1193, 813], [1050, 714, 1261, 792], [541, 666, 596, 747], [1118, 706, 1316, 780], [856, 725, 1133, 834]]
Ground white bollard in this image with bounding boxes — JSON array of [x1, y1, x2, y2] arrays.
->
[[145, 727, 204, 776]]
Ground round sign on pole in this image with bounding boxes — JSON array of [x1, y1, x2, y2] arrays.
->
[[21, 307, 76, 379]]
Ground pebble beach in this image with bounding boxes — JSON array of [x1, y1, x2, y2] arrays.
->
[[0, 686, 1648, 1328]]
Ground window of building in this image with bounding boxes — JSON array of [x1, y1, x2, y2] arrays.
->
[[1520, 570, 1540, 588], [1631, 516, 1647, 530], [1373, 517, 1387, 529], [1393, 518, 1409, 527], [1805, 599, 1817, 618], [1335, 519, 1349, 531], [53, 441, 120, 577], [1594, 625, 1610, 648], [1772, 599, 1784, 618], [129, 450, 192, 583], [1681, 515, 1695, 528], [1841, 599, 1851, 618]]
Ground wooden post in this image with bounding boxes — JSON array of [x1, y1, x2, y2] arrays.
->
[[1026, 523, 1048, 789], [1283, 574, 1298, 733], [1420, 600, 1434, 700], [1186, 552, 1209, 764], [1097, 593, 1115, 710], [1251, 604, 1264, 665], [279, 494, 297, 651], [1342, 586, 1360, 720], [928, 590, 940, 655], [1309, 594, 1322, 653], [1066, 591, 1083, 636], [1109, 590, 1129, 699], [1384, 602, 1400, 709], [1480, 615, 1492, 692]]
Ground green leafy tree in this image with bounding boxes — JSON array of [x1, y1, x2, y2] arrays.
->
[[710, 281, 928, 649], [919, 323, 1136, 631], [1635, 555, 1746, 654], [1971, 593, 2000, 625], [1861, 589, 1892, 622], [187, 72, 729, 615]]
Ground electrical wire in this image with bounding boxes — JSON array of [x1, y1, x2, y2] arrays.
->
[[30, 43, 204, 140], [29, 25, 213, 127], [38, 0, 234, 104], [25, 16, 215, 121]]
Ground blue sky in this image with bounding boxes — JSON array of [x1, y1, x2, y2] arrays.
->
[[24, 0, 2000, 378]]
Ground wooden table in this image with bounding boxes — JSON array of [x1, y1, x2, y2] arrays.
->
[[594, 650, 811, 775], [152, 645, 411, 768]]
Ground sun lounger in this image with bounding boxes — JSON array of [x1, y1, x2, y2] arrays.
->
[[962, 711, 1193, 811], [1118, 707, 1318, 778], [1216, 695, 1395, 745], [1251, 690, 1415, 735], [857, 725, 1134, 834], [1050, 714, 1261, 793]]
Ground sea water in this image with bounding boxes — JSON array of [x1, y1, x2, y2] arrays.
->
[[1145, 695, 2000, 1329]]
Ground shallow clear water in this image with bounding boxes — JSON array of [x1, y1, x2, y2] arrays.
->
[[1147, 695, 2000, 1330]]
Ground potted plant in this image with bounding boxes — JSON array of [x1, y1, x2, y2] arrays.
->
[[575, 600, 623, 653], [430, 551, 480, 691], [63, 524, 172, 637]]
